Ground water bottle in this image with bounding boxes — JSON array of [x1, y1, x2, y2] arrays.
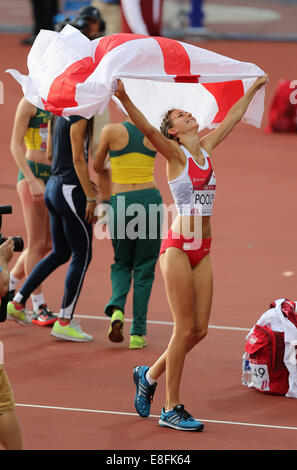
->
[[242, 352, 251, 386]]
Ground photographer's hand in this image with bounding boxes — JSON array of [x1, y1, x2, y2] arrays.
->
[[0, 238, 14, 264], [0, 239, 14, 297]]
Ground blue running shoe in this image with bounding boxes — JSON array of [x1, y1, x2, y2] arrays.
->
[[158, 404, 204, 431], [133, 365, 157, 417]]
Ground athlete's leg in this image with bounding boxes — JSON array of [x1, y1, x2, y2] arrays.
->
[[149, 250, 213, 410], [192, 253, 213, 343], [131, 189, 163, 336], [132, 238, 160, 336], [57, 185, 93, 320], [0, 367, 22, 450], [0, 410, 23, 450], [105, 237, 134, 317], [16, 179, 51, 294], [150, 248, 195, 408], [105, 194, 134, 317], [44, 202, 52, 254], [9, 250, 26, 284], [14, 186, 71, 305]]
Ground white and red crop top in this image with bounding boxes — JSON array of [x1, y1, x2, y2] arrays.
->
[[168, 145, 216, 217]]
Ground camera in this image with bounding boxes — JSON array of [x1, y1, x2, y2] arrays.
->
[[55, 5, 106, 38], [0, 205, 24, 323], [0, 205, 24, 252], [71, 16, 106, 37]]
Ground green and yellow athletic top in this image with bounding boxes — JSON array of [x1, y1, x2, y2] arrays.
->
[[110, 122, 156, 184], [24, 108, 51, 151]]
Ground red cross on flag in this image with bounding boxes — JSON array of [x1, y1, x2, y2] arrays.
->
[[6, 25, 266, 130]]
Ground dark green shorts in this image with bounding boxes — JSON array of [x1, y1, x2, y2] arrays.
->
[[17, 160, 51, 184]]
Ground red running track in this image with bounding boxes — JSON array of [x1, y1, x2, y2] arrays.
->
[[1, 35, 297, 451]]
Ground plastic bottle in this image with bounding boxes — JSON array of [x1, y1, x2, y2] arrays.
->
[[241, 352, 251, 386]]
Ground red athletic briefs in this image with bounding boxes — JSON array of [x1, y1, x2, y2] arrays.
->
[[160, 229, 211, 267]]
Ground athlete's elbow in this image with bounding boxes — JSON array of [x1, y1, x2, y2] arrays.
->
[[10, 141, 20, 156], [93, 158, 102, 173], [73, 155, 85, 168], [93, 161, 99, 173], [227, 108, 242, 123]]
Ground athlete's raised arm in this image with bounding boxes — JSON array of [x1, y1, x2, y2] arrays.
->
[[201, 75, 268, 154], [114, 80, 181, 162]]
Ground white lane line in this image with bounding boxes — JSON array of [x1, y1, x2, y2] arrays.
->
[[75, 315, 251, 332], [15, 403, 297, 431], [25, 310, 251, 332]]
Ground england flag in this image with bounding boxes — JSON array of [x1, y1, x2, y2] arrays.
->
[[6, 25, 266, 130]]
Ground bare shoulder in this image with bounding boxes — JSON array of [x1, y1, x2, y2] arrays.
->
[[104, 122, 130, 150], [16, 96, 36, 118], [103, 122, 126, 137]]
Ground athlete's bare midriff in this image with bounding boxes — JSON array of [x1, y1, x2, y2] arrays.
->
[[112, 180, 158, 194], [25, 149, 51, 166], [171, 215, 211, 240]]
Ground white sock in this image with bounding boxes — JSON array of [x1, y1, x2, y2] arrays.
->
[[31, 293, 45, 313], [13, 292, 24, 304], [145, 369, 157, 386], [9, 274, 20, 291]]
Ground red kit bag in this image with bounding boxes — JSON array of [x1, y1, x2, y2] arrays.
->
[[244, 324, 289, 395], [242, 299, 297, 397], [266, 79, 297, 133]]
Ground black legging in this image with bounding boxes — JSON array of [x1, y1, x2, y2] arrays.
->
[[17, 176, 93, 320]]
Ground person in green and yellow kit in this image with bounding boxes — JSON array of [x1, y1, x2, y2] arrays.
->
[[94, 117, 163, 349]]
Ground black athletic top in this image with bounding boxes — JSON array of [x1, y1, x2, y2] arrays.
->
[[51, 115, 89, 184]]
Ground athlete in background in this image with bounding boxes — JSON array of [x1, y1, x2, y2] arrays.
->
[[121, 0, 164, 36], [8, 114, 96, 342], [8, 97, 55, 326], [94, 118, 163, 349]]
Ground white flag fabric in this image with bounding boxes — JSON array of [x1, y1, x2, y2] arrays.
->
[[6, 25, 266, 130]]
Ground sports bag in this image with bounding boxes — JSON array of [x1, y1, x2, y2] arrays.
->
[[243, 299, 297, 397], [265, 79, 297, 133]]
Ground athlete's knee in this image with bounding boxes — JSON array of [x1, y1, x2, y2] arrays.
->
[[187, 329, 201, 348], [51, 248, 71, 265], [196, 326, 208, 343], [183, 325, 207, 349], [42, 240, 52, 256], [134, 270, 155, 288], [59, 252, 72, 265], [28, 240, 48, 258], [135, 261, 157, 280]]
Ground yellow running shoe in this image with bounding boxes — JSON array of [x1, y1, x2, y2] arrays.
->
[[7, 301, 32, 326], [108, 309, 124, 343], [129, 335, 147, 349], [51, 319, 93, 342]]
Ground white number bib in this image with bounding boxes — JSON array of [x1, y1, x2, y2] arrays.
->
[[249, 361, 270, 391]]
